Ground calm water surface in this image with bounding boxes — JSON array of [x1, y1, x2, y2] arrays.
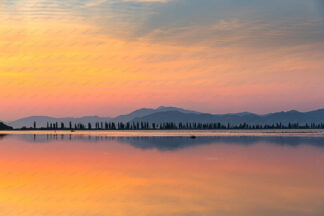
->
[[0, 132, 324, 216]]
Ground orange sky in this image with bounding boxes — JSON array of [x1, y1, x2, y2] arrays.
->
[[0, 0, 324, 120]]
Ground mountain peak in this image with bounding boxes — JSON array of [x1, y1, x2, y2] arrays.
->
[[157, 106, 176, 110], [287, 110, 299, 113], [156, 106, 202, 114], [5, 107, 324, 129]]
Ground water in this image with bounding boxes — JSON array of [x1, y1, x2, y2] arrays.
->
[[0, 132, 324, 216]]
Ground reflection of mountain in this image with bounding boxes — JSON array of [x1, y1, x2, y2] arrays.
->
[[0, 134, 8, 139], [117, 136, 324, 151], [3, 134, 324, 151], [7, 106, 324, 129]]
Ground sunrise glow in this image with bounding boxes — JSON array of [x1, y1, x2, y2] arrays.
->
[[1, 0, 323, 120]]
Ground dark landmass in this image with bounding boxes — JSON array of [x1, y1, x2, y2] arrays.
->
[[132, 109, 324, 125], [3, 106, 324, 130], [0, 122, 13, 130], [6, 106, 201, 128]]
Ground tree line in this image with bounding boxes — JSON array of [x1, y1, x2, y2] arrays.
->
[[20, 121, 324, 130]]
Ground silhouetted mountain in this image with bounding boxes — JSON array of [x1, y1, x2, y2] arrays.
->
[[261, 109, 324, 125], [132, 111, 215, 123], [114, 108, 156, 122], [226, 112, 255, 117], [156, 106, 201, 114], [0, 122, 13, 130], [6, 107, 324, 129], [132, 109, 324, 125], [114, 106, 201, 122], [7, 106, 201, 129], [7, 116, 112, 129]]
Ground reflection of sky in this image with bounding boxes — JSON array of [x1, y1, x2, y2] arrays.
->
[[0, 133, 324, 215]]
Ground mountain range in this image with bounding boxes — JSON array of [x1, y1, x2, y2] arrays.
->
[[3, 106, 324, 129]]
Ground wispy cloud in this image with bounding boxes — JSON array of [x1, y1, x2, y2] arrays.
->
[[80, 0, 108, 8], [316, 0, 324, 17], [1, 0, 324, 118], [79, 0, 168, 8]]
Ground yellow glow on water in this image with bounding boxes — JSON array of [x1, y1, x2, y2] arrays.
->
[[0, 134, 323, 215]]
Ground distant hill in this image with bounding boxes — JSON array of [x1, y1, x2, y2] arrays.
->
[[0, 122, 13, 130], [6, 107, 324, 129], [7, 106, 200, 129], [114, 106, 201, 122], [132, 109, 324, 125], [7, 116, 112, 129]]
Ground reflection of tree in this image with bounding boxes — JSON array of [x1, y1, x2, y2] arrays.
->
[[0, 134, 8, 140], [11, 134, 324, 151]]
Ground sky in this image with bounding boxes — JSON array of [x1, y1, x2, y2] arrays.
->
[[0, 0, 324, 121]]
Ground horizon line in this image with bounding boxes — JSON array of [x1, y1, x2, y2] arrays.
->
[[3, 106, 324, 123]]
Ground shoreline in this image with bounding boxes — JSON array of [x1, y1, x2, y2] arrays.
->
[[1, 129, 324, 137]]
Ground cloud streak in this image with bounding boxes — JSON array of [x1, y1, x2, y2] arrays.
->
[[0, 0, 324, 119], [316, 0, 324, 17]]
